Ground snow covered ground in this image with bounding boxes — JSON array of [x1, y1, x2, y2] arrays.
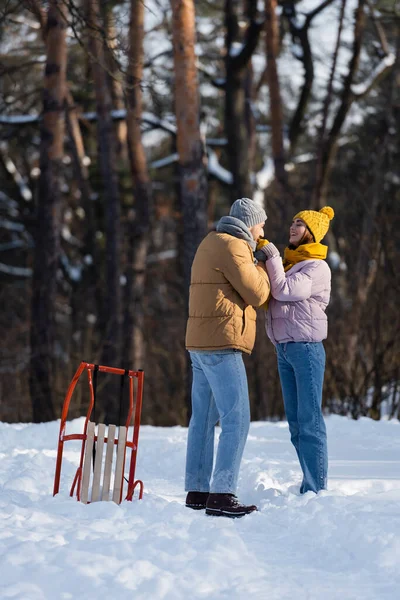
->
[[1, 415, 399, 600]]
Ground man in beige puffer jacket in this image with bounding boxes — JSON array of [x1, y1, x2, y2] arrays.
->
[[185, 198, 270, 518]]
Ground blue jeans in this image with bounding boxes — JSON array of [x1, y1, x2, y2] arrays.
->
[[276, 342, 328, 493], [185, 351, 251, 494]]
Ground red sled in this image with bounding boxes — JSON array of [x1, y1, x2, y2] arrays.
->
[[53, 361, 144, 504]]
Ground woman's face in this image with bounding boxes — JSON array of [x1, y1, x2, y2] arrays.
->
[[289, 219, 307, 245]]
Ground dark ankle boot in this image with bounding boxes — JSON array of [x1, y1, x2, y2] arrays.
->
[[206, 493, 257, 518], [185, 491, 209, 510]]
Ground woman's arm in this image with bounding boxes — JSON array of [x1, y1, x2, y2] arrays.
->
[[265, 255, 319, 301]]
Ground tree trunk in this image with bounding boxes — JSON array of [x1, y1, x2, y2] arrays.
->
[[265, 0, 286, 184], [244, 63, 257, 176], [29, 0, 67, 422], [171, 0, 208, 424], [28, 0, 100, 378], [123, 0, 153, 372], [171, 0, 208, 295], [65, 94, 100, 366], [225, 0, 262, 200], [101, 5, 129, 163], [225, 67, 251, 200], [87, 0, 122, 420]]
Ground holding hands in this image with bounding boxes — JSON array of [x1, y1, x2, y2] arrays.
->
[[254, 238, 280, 262]]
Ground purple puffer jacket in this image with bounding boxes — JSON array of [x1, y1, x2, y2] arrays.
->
[[264, 257, 331, 345]]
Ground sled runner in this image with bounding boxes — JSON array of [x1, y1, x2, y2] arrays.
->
[[53, 361, 144, 504]]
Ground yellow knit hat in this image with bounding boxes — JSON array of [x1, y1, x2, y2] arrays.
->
[[293, 206, 335, 243]]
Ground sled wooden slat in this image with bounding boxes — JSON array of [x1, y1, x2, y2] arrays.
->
[[91, 423, 105, 502], [81, 421, 95, 504], [101, 424, 116, 501], [112, 426, 127, 504]]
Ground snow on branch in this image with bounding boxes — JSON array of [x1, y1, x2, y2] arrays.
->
[[147, 249, 178, 264], [207, 150, 233, 185], [285, 136, 357, 172], [351, 54, 396, 98], [253, 158, 274, 205], [0, 114, 39, 125], [196, 61, 226, 89], [230, 16, 264, 72], [0, 144, 32, 202], [61, 225, 83, 248], [229, 42, 244, 58], [142, 112, 177, 135], [0, 218, 26, 233], [0, 262, 32, 277], [149, 153, 178, 169], [206, 138, 228, 147], [147, 148, 233, 186], [60, 252, 82, 283], [0, 192, 19, 215], [0, 240, 31, 252], [0, 110, 178, 137], [252, 151, 316, 205]]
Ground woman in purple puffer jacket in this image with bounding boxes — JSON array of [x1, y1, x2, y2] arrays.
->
[[255, 206, 334, 494]]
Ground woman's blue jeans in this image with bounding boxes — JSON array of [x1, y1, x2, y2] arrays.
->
[[276, 342, 328, 493], [185, 351, 250, 494]]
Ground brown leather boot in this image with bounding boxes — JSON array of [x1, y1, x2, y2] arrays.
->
[[206, 493, 257, 518], [185, 491, 209, 510]]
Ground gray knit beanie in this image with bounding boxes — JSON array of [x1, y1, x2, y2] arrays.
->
[[229, 197, 267, 228]]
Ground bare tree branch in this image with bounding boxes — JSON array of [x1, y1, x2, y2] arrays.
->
[[313, 0, 347, 206], [283, 0, 338, 153], [305, 0, 337, 27], [365, 0, 390, 55]]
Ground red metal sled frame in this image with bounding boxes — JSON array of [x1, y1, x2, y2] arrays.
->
[[53, 361, 144, 503]]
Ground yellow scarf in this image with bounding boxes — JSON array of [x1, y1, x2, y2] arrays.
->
[[283, 242, 328, 272]]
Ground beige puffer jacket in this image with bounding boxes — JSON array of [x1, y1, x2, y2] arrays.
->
[[185, 231, 270, 354]]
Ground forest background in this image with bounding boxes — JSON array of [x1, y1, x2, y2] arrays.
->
[[0, 0, 399, 426]]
